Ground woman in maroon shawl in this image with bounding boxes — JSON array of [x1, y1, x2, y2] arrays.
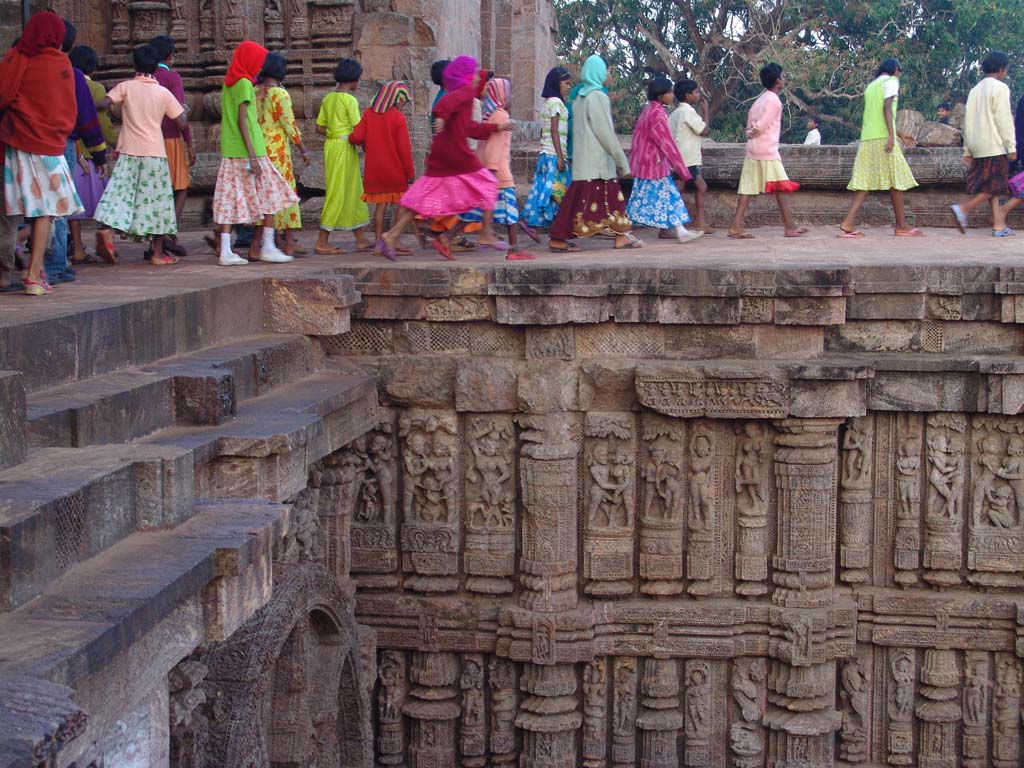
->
[[0, 11, 83, 295]]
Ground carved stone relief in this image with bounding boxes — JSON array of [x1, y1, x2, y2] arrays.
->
[[839, 417, 873, 584], [489, 658, 517, 765], [923, 414, 966, 587], [729, 658, 765, 768], [611, 657, 638, 768], [639, 414, 686, 596], [460, 654, 487, 767], [893, 415, 923, 586], [637, 658, 681, 768], [684, 660, 712, 767], [735, 421, 770, 596], [582, 658, 608, 768], [687, 423, 717, 597], [464, 416, 517, 594], [376, 650, 406, 767], [584, 413, 636, 597], [403, 652, 460, 768]]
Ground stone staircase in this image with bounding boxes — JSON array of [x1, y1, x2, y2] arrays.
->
[[0, 268, 376, 767]]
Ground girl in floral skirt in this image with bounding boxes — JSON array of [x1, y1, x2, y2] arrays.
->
[[93, 44, 185, 265], [212, 40, 299, 266], [256, 52, 310, 255], [522, 66, 571, 228], [625, 77, 702, 243], [0, 11, 84, 295]]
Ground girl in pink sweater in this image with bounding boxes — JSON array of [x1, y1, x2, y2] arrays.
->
[[625, 77, 702, 243], [729, 63, 807, 239]]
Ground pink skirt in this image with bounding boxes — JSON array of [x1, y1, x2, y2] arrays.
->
[[212, 156, 300, 225], [400, 168, 498, 217]]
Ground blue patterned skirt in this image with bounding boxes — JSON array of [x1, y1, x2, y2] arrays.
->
[[625, 176, 691, 228], [522, 153, 570, 227], [459, 187, 520, 225]]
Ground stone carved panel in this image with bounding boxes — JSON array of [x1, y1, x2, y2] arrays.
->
[[962, 651, 989, 768], [639, 414, 686, 596], [893, 415, 923, 586], [923, 414, 966, 587], [687, 423, 717, 597], [993, 654, 1021, 768], [489, 658, 517, 765], [637, 658, 681, 768], [838, 652, 870, 763], [460, 654, 487, 767], [636, 371, 789, 419], [735, 421, 770, 596], [916, 649, 960, 768], [400, 411, 460, 593], [403, 652, 460, 768], [582, 658, 608, 768], [967, 416, 1024, 588], [464, 416, 517, 594], [517, 663, 580, 768], [839, 417, 873, 584], [611, 657, 638, 768], [330, 419, 400, 589], [584, 413, 636, 597], [887, 648, 916, 767], [377, 650, 406, 766], [729, 658, 765, 768], [684, 660, 712, 767]]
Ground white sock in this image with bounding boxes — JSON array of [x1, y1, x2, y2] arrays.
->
[[219, 232, 232, 257], [262, 227, 275, 248], [675, 225, 690, 238]]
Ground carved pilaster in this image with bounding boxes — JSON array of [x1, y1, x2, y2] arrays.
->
[[838, 652, 870, 763], [288, 0, 309, 46], [583, 658, 608, 768], [886, 648, 915, 767], [893, 416, 923, 586], [464, 416, 517, 594], [342, 420, 400, 589], [584, 413, 636, 597], [517, 414, 580, 612], [129, 0, 172, 45], [377, 650, 407, 767], [735, 421, 770, 597], [400, 410, 460, 593], [516, 663, 581, 768], [403, 652, 460, 768], [265, 0, 285, 45], [730, 658, 765, 768], [839, 417, 873, 584], [992, 654, 1020, 768], [112, 0, 131, 52], [489, 658, 518, 766], [923, 414, 965, 588], [915, 649, 960, 768], [684, 660, 712, 767], [637, 658, 681, 768], [460, 654, 486, 768], [611, 657, 638, 768], [639, 415, 685, 596], [961, 651, 989, 768], [687, 423, 717, 597], [967, 416, 1024, 588]]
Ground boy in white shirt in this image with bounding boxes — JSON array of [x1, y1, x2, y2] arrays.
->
[[669, 78, 713, 233], [804, 116, 821, 145]]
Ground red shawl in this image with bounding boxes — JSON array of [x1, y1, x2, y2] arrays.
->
[[225, 41, 268, 87]]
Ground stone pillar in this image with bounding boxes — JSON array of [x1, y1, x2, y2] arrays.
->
[[637, 658, 681, 768], [403, 652, 460, 768], [915, 649, 960, 768], [838, 417, 872, 584], [765, 418, 843, 768], [377, 650, 407, 767], [516, 663, 581, 768]]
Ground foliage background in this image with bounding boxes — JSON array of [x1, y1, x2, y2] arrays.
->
[[554, 0, 1024, 143]]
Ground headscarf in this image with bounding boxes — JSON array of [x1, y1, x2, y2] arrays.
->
[[371, 81, 411, 113], [577, 54, 607, 99], [225, 41, 268, 87], [541, 66, 570, 100], [442, 55, 477, 92], [482, 78, 510, 119], [0, 11, 67, 113]]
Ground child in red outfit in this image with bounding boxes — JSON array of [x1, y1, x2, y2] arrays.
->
[[377, 56, 512, 260], [349, 81, 418, 253]]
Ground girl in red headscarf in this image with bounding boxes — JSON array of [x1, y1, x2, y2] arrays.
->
[[376, 56, 512, 260], [212, 40, 299, 266], [0, 11, 84, 295]]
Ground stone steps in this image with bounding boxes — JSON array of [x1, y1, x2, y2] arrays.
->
[[27, 333, 324, 448]]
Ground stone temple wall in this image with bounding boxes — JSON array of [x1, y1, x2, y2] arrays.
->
[[313, 262, 1024, 768]]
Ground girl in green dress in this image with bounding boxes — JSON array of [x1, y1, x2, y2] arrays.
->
[[315, 58, 372, 254], [838, 58, 921, 238]]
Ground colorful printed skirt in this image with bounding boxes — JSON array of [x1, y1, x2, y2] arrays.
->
[[70, 157, 108, 220], [522, 152, 570, 227], [549, 179, 631, 241], [966, 154, 1009, 196], [459, 186, 520, 226], [3, 146, 83, 218], [847, 138, 918, 192], [400, 168, 498, 218], [737, 158, 800, 196], [212, 156, 300, 226], [94, 154, 177, 236], [625, 176, 691, 229]]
